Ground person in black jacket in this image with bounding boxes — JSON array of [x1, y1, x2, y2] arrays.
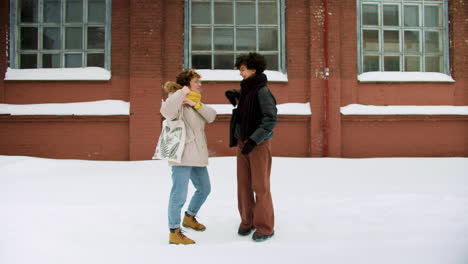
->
[[225, 52, 278, 242]]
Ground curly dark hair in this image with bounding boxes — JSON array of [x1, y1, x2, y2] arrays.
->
[[234, 52, 267, 74], [175, 69, 201, 87]]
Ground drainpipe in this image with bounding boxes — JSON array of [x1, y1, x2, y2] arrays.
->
[[323, 0, 330, 157]]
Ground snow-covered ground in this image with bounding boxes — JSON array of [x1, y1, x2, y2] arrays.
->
[[1, 156, 467, 264]]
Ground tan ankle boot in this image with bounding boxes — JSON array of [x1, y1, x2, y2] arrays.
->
[[169, 228, 195, 245], [183, 215, 206, 231]]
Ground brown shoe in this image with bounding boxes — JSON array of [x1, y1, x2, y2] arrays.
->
[[238, 226, 255, 236], [169, 228, 195, 245], [183, 214, 206, 231], [252, 231, 274, 242]]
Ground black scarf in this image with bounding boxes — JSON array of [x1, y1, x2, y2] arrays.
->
[[237, 73, 268, 140]]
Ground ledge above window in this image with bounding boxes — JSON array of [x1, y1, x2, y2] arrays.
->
[[358, 72, 455, 83], [197, 70, 288, 82], [4, 67, 111, 81]]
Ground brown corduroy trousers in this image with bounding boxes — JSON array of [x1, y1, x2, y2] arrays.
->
[[236, 140, 274, 235]]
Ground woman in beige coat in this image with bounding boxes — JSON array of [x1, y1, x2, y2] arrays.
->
[[160, 69, 216, 245]]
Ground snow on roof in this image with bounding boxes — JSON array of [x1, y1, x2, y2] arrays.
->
[[4, 67, 111, 81], [0, 100, 129, 116], [341, 104, 468, 115], [358, 72, 455, 82]]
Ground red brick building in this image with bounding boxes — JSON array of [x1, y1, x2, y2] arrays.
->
[[1, 0, 467, 160]]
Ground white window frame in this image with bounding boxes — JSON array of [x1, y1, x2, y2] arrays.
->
[[7, 0, 112, 81], [357, 0, 454, 82], [184, 0, 287, 82]]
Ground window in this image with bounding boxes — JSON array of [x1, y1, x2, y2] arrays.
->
[[358, 0, 449, 74], [185, 0, 285, 72], [10, 0, 111, 69]]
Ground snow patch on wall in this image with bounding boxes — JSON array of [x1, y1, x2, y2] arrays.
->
[[358, 72, 455, 82], [209, 103, 311, 115], [0, 101, 311, 116], [341, 104, 468, 115], [197, 70, 288, 82], [0, 100, 129, 116], [4, 67, 111, 81]]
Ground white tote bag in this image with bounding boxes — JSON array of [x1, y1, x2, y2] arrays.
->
[[153, 107, 186, 163]]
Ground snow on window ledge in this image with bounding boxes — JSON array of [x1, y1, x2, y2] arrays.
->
[[208, 103, 311, 115], [341, 104, 468, 115], [197, 70, 288, 82], [358, 72, 455, 83], [4, 67, 111, 81], [0, 100, 129, 116]]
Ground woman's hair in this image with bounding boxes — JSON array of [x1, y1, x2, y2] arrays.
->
[[177, 69, 201, 87], [163, 69, 201, 93], [234, 52, 267, 74], [163, 81, 182, 93]]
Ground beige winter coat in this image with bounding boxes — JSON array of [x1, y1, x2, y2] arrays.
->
[[160, 89, 217, 167]]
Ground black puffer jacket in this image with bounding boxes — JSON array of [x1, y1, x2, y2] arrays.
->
[[226, 86, 277, 147]]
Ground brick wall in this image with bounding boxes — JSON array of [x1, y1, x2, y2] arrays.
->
[[0, 0, 466, 160], [0, 116, 129, 160]]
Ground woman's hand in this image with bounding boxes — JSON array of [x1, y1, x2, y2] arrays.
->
[[183, 98, 196, 107], [181, 86, 191, 95]]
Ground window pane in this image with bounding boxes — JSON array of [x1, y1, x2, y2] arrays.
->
[[88, 27, 105, 49], [89, 0, 106, 23], [236, 28, 256, 51], [384, 31, 399, 52], [214, 54, 234, 69], [20, 27, 38, 50], [363, 56, 379, 72], [425, 31, 441, 52], [192, 2, 211, 24], [264, 54, 278, 71], [236, 3, 255, 25], [259, 28, 278, 51], [65, 54, 82, 67], [424, 5, 442, 27], [363, 30, 379, 52], [425, 56, 442, 72], [363, 4, 378, 26], [43, 54, 61, 68], [384, 56, 400, 71], [405, 56, 420, 71], [87, 53, 105, 67], [404, 30, 420, 52], [66, 27, 83, 49], [44, 0, 61, 23], [192, 55, 211, 69], [259, 2, 277, 24], [404, 5, 419, 27], [383, 5, 399, 26], [20, 0, 38, 23], [66, 0, 83, 23], [192, 28, 211, 51], [20, 54, 37, 68], [214, 3, 233, 24], [43, 28, 61, 50], [214, 28, 234, 50]]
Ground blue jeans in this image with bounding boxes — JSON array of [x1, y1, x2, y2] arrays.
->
[[168, 166, 211, 229]]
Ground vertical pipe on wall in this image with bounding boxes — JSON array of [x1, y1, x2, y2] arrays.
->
[[323, 0, 330, 157]]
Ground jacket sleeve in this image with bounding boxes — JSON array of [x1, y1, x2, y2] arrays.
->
[[197, 104, 217, 124], [249, 87, 278, 145], [160, 90, 185, 120]]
